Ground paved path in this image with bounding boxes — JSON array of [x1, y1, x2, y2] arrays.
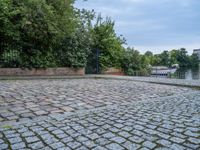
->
[[0, 79, 200, 150], [90, 75, 200, 88], [1, 75, 200, 88]]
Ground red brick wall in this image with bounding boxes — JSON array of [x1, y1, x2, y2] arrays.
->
[[102, 68, 124, 75], [0, 68, 85, 76]]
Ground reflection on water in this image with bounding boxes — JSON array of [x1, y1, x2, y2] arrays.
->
[[174, 66, 200, 80]]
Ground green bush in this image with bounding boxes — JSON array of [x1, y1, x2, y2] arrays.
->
[[0, 0, 92, 69], [122, 47, 150, 76], [91, 16, 125, 71], [0, 49, 21, 68]]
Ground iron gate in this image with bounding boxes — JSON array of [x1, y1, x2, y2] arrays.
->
[[85, 49, 100, 74]]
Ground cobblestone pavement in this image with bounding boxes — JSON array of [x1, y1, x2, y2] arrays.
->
[[91, 75, 200, 88], [0, 79, 192, 123], [0, 79, 200, 150]]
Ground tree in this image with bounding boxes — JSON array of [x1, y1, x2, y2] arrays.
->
[[190, 53, 199, 67], [0, 0, 22, 66], [151, 54, 162, 66], [19, 0, 77, 68], [144, 51, 154, 66], [176, 48, 190, 67], [149, 48, 199, 68], [0, 0, 77, 68], [122, 47, 149, 75], [169, 49, 179, 66], [0, 0, 94, 68], [91, 15, 126, 71], [159, 51, 170, 66], [144, 51, 153, 57], [55, 8, 94, 68]]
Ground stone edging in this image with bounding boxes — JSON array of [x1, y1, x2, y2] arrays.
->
[[0, 68, 85, 76], [0, 75, 199, 88]]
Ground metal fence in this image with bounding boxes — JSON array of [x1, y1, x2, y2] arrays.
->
[[172, 71, 200, 80], [85, 49, 100, 74], [0, 49, 21, 68], [130, 70, 200, 80], [130, 71, 151, 77]]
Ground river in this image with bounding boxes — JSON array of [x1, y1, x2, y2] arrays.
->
[[174, 66, 200, 80]]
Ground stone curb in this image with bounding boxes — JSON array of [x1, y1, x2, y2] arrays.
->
[[0, 75, 199, 88]]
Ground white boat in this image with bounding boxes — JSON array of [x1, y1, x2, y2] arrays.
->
[[151, 66, 178, 76]]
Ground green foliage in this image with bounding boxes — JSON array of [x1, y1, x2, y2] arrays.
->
[[1, 125, 13, 129], [159, 51, 170, 66], [169, 49, 179, 65], [144, 51, 153, 57], [122, 47, 150, 75], [18, 0, 76, 68], [1, 0, 198, 73], [125, 47, 199, 76], [0, 49, 21, 68], [146, 48, 199, 68], [175, 48, 189, 67], [91, 16, 125, 71], [53, 8, 94, 68], [0, 0, 92, 68], [190, 53, 200, 67], [0, 0, 21, 54], [56, 28, 93, 68]]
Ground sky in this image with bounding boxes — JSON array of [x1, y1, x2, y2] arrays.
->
[[75, 0, 200, 54]]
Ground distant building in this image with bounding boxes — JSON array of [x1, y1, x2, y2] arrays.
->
[[193, 49, 200, 60]]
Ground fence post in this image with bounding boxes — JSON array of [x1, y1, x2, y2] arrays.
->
[[96, 49, 100, 74]]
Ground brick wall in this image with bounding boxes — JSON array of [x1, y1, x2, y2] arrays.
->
[[102, 68, 124, 75], [0, 68, 85, 76]]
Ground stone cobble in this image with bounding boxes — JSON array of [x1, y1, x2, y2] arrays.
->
[[0, 79, 192, 123], [0, 79, 200, 150]]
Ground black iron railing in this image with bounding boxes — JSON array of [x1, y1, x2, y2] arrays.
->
[[0, 49, 21, 68]]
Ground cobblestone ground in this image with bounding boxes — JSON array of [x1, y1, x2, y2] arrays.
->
[[0, 79, 200, 150], [92, 75, 200, 88]]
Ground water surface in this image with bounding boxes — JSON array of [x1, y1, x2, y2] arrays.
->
[[174, 66, 200, 80]]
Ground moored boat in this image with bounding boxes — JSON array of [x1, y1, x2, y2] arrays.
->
[[151, 65, 179, 76]]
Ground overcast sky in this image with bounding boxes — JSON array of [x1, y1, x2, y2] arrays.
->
[[75, 0, 200, 54]]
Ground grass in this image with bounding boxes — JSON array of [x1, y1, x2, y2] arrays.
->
[[1, 125, 13, 129]]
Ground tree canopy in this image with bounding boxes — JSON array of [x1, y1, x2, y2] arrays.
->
[[91, 16, 126, 70], [0, 0, 92, 68], [145, 48, 199, 68]]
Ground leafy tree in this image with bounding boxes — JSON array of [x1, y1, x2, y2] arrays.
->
[[175, 48, 190, 67], [190, 53, 199, 67], [159, 51, 170, 66], [122, 47, 149, 75], [0, 0, 21, 61], [144, 51, 153, 57], [144, 51, 153, 66], [169, 49, 179, 66], [18, 0, 77, 68], [91, 15, 126, 71], [0, 0, 94, 68], [151, 54, 162, 66], [147, 48, 199, 68], [55, 8, 94, 68]]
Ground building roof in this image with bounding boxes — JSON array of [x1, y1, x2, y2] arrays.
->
[[193, 49, 200, 52]]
